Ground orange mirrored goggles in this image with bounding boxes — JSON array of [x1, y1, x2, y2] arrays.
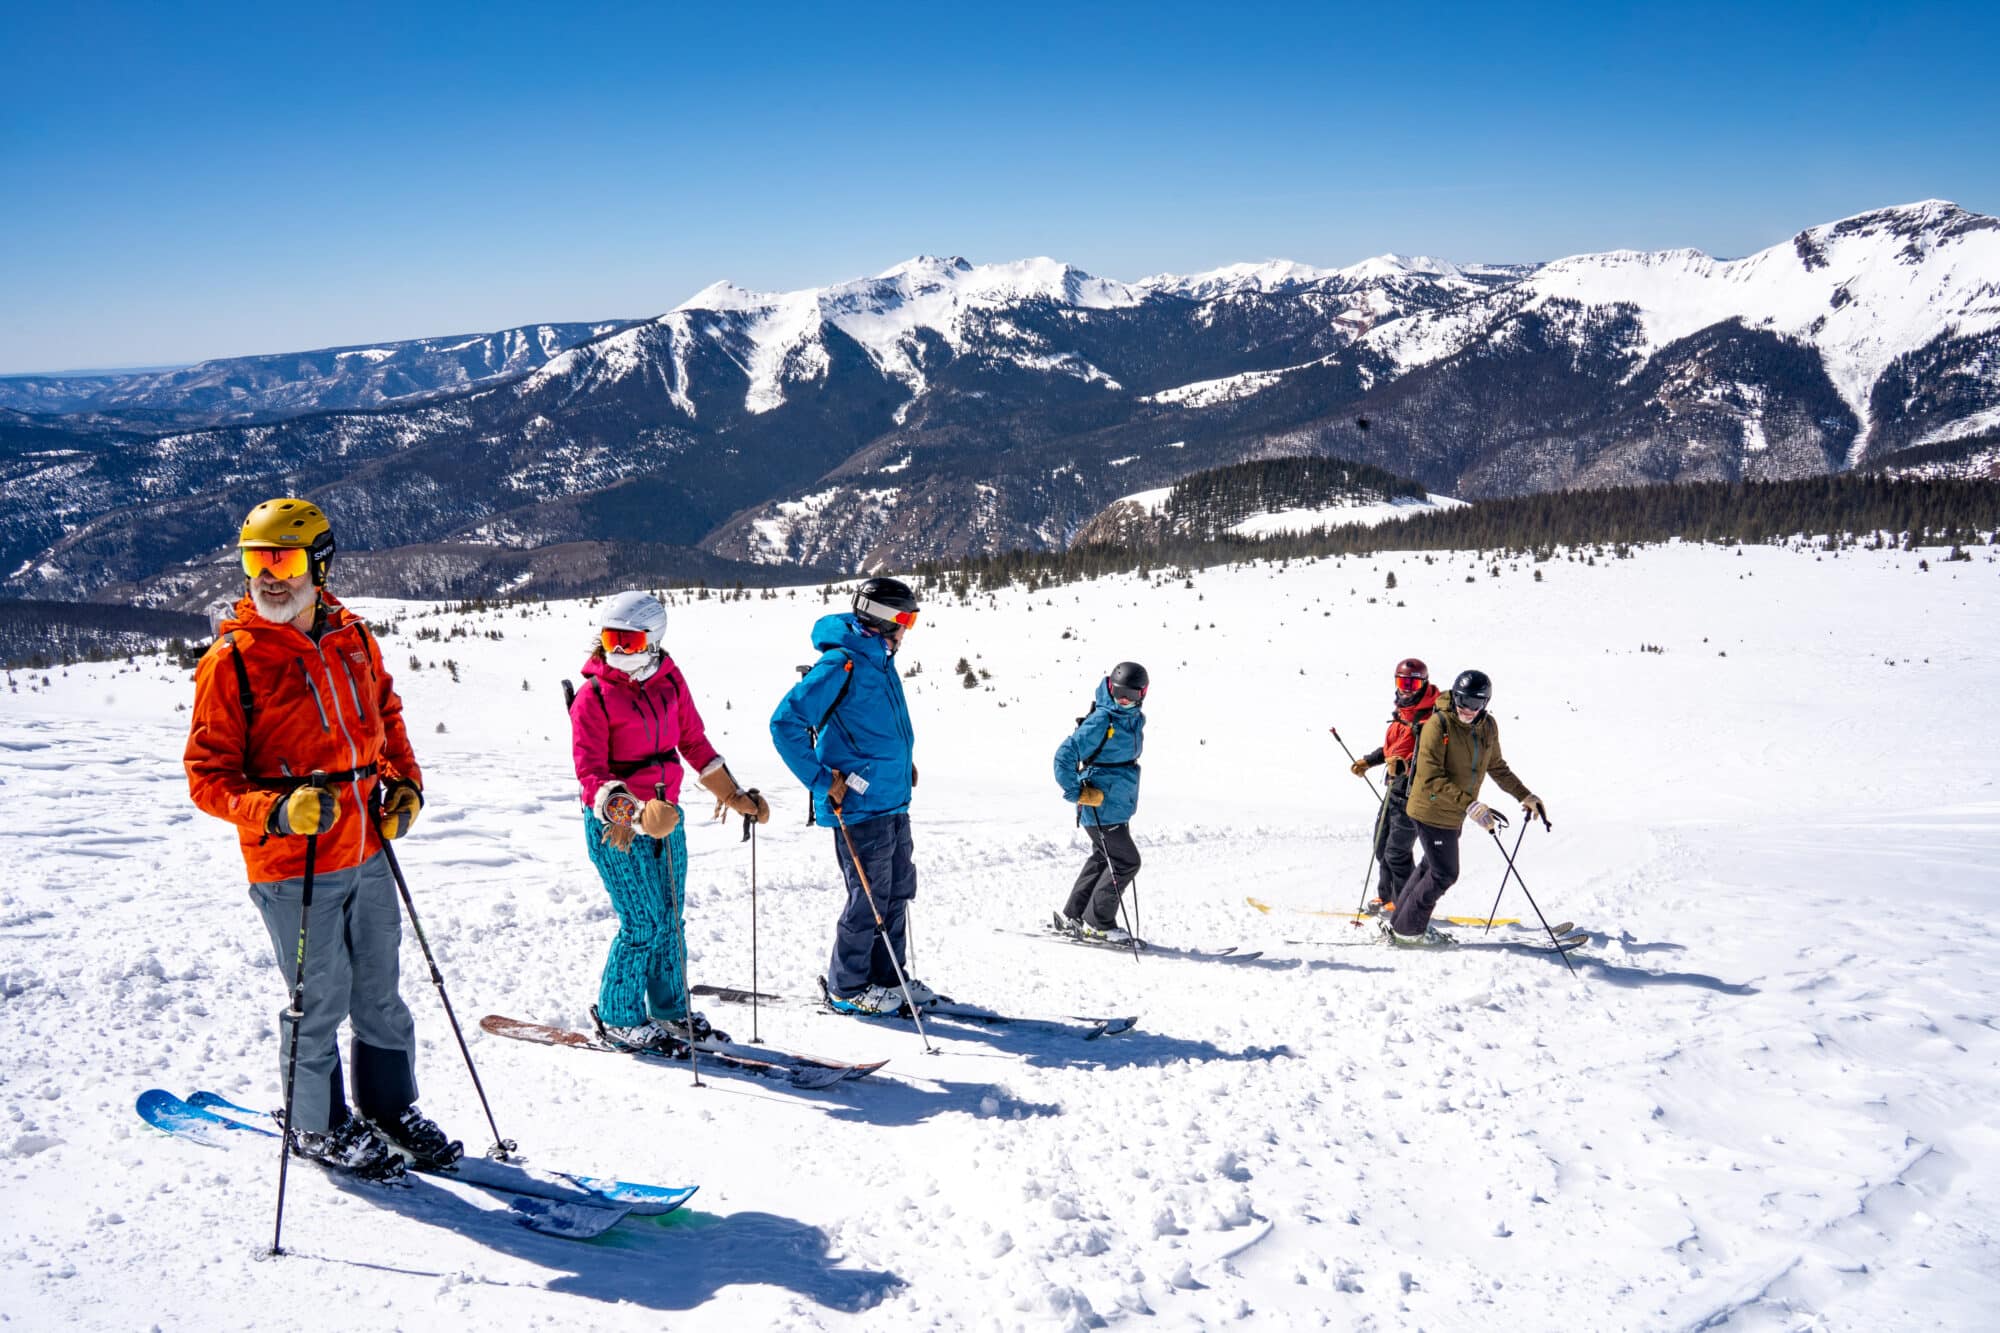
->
[[854, 594, 919, 630], [241, 546, 311, 579], [601, 627, 652, 655]]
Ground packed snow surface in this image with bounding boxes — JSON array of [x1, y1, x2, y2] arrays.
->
[[3, 542, 1998, 1330]]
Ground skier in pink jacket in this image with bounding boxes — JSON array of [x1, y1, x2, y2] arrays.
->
[[569, 591, 769, 1052]]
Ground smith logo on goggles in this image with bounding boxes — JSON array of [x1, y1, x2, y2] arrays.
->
[[242, 547, 311, 579], [855, 595, 919, 630]]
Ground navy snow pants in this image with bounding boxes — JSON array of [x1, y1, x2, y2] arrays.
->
[[828, 811, 917, 997]]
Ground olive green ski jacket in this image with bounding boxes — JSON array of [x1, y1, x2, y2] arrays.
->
[[1405, 690, 1535, 832]]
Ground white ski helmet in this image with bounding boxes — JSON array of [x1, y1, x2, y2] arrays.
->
[[600, 590, 667, 644]]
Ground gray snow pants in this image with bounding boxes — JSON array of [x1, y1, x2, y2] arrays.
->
[[248, 851, 417, 1133]]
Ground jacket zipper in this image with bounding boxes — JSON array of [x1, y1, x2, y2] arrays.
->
[[313, 634, 366, 821], [294, 659, 330, 731]]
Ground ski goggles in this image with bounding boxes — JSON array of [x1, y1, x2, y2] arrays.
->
[[1109, 682, 1147, 706], [1395, 674, 1427, 693], [241, 546, 311, 580], [855, 594, 919, 630], [600, 627, 652, 655]]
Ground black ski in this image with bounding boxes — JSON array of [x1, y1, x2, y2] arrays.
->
[[692, 982, 1138, 1040], [995, 913, 1263, 963], [479, 1014, 886, 1088]]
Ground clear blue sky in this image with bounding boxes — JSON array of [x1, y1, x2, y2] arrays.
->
[[3, 0, 1995, 373]]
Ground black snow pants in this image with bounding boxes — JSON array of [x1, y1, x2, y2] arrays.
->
[[1064, 819, 1140, 931], [1390, 820, 1462, 936], [1373, 776, 1419, 904]]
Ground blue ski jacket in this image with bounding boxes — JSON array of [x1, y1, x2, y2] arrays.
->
[[771, 613, 916, 825], [1054, 678, 1145, 824]]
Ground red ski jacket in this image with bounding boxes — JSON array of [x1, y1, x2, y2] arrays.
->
[[1364, 683, 1439, 769]]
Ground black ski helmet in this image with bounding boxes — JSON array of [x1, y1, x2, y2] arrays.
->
[[1451, 668, 1493, 713], [1107, 661, 1149, 705], [852, 576, 920, 635], [1393, 657, 1429, 707]]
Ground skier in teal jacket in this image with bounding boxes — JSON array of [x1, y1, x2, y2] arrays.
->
[[1053, 662, 1148, 943]]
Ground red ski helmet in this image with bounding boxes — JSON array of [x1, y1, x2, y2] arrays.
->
[[1393, 657, 1428, 706]]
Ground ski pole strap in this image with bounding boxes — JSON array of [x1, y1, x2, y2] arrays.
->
[[248, 763, 378, 790]]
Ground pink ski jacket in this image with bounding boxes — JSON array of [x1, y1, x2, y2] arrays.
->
[[569, 654, 721, 809]]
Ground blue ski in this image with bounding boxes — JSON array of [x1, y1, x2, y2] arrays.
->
[[186, 1091, 695, 1217], [135, 1090, 630, 1240]]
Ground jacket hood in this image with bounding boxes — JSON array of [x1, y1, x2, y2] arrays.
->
[[811, 612, 886, 659]]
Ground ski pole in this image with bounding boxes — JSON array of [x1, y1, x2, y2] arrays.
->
[[1481, 819, 1529, 936], [1329, 727, 1390, 925], [374, 814, 518, 1161], [832, 802, 937, 1053], [272, 773, 326, 1257], [1353, 780, 1394, 922], [1485, 823, 1578, 979], [741, 793, 762, 1045], [658, 781, 702, 1088]]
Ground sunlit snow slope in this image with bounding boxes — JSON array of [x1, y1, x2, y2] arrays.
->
[[3, 541, 1997, 1330]]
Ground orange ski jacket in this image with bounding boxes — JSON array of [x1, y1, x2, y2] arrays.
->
[[184, 593, 421, 883]]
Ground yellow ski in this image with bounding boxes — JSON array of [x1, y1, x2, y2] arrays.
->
[[1244, 895, 1520, 928]]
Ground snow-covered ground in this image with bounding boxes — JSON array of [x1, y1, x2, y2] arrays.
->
[[3, 541, 1997, 1330]]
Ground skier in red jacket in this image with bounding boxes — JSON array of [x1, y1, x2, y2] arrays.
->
[[1348, 657, 1439, 913]]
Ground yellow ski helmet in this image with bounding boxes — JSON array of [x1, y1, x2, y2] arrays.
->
[[238, 498, 336, 586]]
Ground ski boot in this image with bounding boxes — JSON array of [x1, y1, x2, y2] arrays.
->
[[374, 1104, 463, 1169], [1380, 919, 1457, 948], [292, 1116, 407, 1180], [657, 1011, 731, 1046], [825, 983, 901, 1017], [591, 1005, 686, 1054]]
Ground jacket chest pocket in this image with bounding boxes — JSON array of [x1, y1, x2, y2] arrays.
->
[[331, 648, 379, 733]]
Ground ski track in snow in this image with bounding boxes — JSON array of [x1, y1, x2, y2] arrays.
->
[[2, 542, 1998, 1330]]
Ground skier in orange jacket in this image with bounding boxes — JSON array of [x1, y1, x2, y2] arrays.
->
[[184, 498, 456, 1178]]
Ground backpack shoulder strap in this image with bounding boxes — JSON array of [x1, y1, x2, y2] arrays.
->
[[1077, 706, 1116, 771], [814, 652, 855, 732], [222, 631, 255, 724]]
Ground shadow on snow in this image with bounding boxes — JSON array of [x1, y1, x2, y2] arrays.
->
[[312, 1177, 903, 1314]]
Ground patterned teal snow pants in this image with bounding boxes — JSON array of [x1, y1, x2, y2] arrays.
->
[[582, 807, 690, 1026]]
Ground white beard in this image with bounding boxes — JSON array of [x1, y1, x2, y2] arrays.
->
[[251, 584, 312, 625], [607, 650, 660, 681]]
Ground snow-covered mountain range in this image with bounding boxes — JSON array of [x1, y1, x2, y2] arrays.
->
[[0, 321, 641, 425], [7, 201, 1998, 603]]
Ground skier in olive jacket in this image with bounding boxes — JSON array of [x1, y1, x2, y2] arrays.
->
[[1388, 668, 1545, 946]]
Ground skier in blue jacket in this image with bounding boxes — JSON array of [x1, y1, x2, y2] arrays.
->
[[770, 577, 933, 1015], [1053, 662, 1149, 943]]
